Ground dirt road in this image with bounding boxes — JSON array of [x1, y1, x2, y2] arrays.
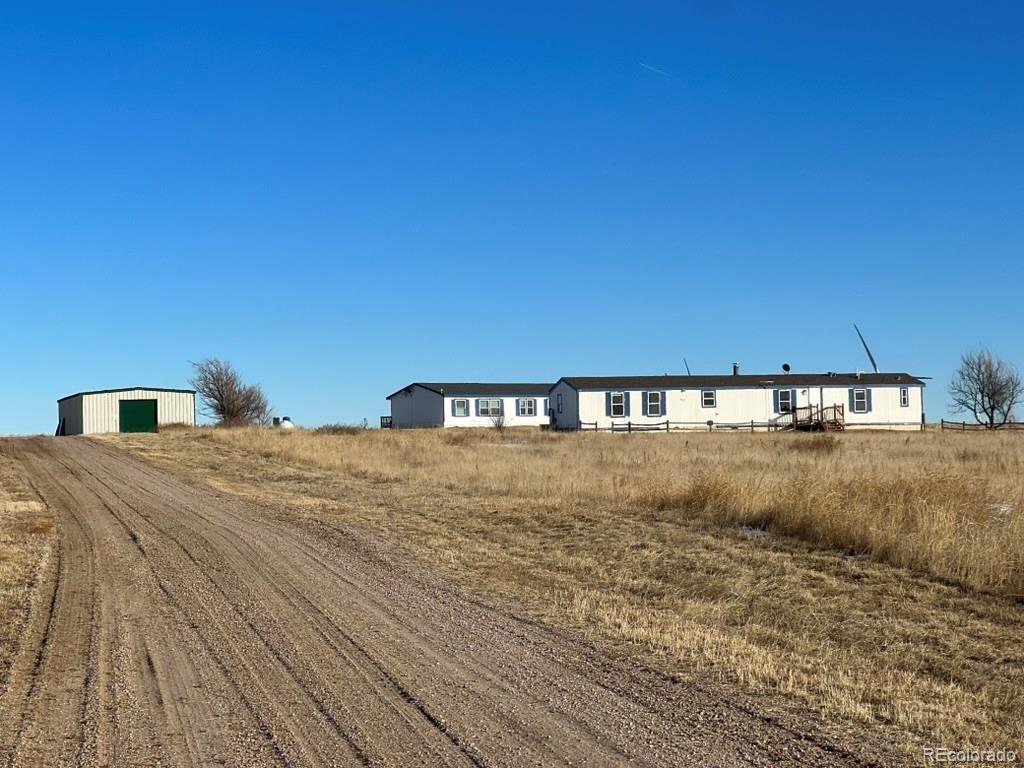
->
[[0, 438, 893, 767]]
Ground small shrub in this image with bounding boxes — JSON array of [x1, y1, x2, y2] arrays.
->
[[313, 424, 367, 435]]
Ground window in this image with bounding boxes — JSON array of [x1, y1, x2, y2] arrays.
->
[[852, 389, 868, 413], [900, 387, 909, 407], [610, 392, 626, 417], [453, 399, 469, 417], [478, 398, 502, 417], [701, 390, 716, 408], [517, 398, 536, 417], [556, 393, 563, 414], [646, 391, 663, 417], [778, 389, 793, 413]]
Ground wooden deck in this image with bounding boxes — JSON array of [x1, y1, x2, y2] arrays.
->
[[770, 404, 845, 432]]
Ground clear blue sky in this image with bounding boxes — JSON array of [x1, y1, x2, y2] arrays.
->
[[2, 2, 1022, 433]]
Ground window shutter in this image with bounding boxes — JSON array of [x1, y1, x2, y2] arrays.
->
[[475, 399, 482, 417], [623, 392, 631, 417], [866, 389, 873, 413], [451, 399, 457, 417], [498, 399, 504, 416], [642, 392, 649, 416], [605, 392, 611, 417], [773, 389, 780, 414], [791, 389, 797, 410], [661, 391, 668, 417], [848, 389, 855, 413]]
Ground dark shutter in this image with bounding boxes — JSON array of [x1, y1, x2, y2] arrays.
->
[[791, 389, 797, 412], [866, 389, 873, 413], [773, 389, 780, 414], [642, 392, 649, 416], [661, 391, 668, 417], [848, 389, 855, 413], [605, 392, 612, 417], [623, 392, 631, 417]]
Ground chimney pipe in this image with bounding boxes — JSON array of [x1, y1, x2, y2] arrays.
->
[[732, 362, 740, 377]]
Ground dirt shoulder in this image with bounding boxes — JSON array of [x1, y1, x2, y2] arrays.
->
[[111, 428, 1024, 761], [0, 439, 54, 689]]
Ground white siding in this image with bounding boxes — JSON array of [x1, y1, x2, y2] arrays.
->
[[58, 389, 196, 435], [572, 383, 924, 431], [549, 381, 579, 430], [819, 384, 923, 430], [57, 396, 84, 436], [441, 395, 551, 428], [389, 386, 444, 428]]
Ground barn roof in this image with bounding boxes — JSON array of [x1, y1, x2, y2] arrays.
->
[[555, 373, 926, 390], [386, 383, 553, 399], [57, 387, 196, 403]]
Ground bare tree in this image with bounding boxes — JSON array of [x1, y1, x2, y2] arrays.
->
[[189, 358, 272, 427], [490, 414, 506, 432], [949, 348, 1022, 429]]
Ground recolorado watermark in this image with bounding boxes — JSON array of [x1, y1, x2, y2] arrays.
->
[[923, 747, 1017, 764]]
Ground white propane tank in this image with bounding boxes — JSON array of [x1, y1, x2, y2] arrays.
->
[[279, 416, 296, 429]]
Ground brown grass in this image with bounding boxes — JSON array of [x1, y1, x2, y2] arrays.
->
[[0, 440, 54, 686], [114, 427, 1024, 756]]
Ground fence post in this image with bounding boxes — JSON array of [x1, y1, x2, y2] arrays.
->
[[665, 420, 669, 433], [963, 421, 966, 431], [751, 420, 755, 432], [627, 421, 632, 433]]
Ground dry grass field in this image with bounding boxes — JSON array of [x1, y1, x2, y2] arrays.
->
[[0, 440, 54, 684], [115, 426, 1024, 758]]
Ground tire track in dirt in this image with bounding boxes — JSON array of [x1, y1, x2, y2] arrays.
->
[[0, 438, 901, 767]]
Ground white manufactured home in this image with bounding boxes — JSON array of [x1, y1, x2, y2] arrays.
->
[[57, 387, 197, 436], [548, 372, 926, 432], [386, 383, 552, 429]]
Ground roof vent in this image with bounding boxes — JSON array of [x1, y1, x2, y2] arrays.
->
[[732, 362, 740, 376]]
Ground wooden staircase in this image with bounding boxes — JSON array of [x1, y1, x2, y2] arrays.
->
[[770, 404, 845, 432]]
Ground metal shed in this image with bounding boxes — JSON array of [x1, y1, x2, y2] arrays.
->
[[56, 388, 197, 436]]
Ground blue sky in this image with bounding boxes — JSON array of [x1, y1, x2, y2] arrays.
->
[[2, 2, 1022, 433]]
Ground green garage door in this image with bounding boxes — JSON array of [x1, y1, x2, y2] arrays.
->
[[119, 399, 158, 433]]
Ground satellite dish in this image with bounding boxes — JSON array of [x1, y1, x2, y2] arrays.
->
[[782, 363, 791, 373]]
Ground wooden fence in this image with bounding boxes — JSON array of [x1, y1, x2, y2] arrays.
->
[[939, 419, 1024, 431]]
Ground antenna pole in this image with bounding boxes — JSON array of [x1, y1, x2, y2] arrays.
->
[[683, 358, 692, 376], [854, 323, 879, 374]]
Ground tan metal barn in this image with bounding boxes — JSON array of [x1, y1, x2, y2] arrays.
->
[[56, 388, 196, 436]]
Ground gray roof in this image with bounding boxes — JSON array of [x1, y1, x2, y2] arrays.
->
[[58, 387, 196, 403], [556, 372, 926, 390], [387, 382, 553, 399]]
